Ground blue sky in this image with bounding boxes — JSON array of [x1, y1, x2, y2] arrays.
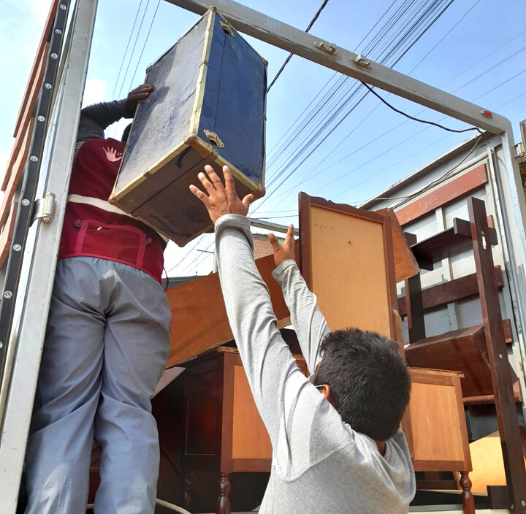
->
[[1, 0, 525, 276]]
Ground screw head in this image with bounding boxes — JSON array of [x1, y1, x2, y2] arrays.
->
[[51, 53, 58, 60], [13, 244, 21, 252], [0, 342, 3, 349], [55, 28, 62, 34], [60, 3, 67, 9], [4, 291, 13, 299], [22, 199, 30, 206], [30, 155, 38, 162], [522, 501, 525, 506], [499, 354, 503, 359], [37, 115, 45, 122], [44, 83, 52, 90]]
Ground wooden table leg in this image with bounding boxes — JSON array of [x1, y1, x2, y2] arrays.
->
[[460, 472, 475, 514], [217, 472, 231, 514]]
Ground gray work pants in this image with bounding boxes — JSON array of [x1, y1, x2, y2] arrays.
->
[[25, 257, 171, 514]]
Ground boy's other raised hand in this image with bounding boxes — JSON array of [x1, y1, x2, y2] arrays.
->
[[189, 165, 254, 224], [268, 224, 295, 267]]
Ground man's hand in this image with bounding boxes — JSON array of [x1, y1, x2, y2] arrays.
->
[[189, 165, 254, 224], [268, 225, 295, 267], [124, 84, 153, 116]]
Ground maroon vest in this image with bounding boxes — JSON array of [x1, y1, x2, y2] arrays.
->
[[58, 138, 165, 283]]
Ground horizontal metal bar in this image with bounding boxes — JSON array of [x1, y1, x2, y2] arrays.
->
[[250, 218, 298, 235], [164, 0, 508, 134]]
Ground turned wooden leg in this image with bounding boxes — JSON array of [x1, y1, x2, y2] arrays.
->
[[183, 470, 192, 509], [460, 472, 475, 514], [217, 472, 231, 514]]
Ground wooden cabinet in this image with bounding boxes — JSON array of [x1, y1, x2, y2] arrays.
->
[[180, 347, 307, 513], [407, 368, 471, 473]]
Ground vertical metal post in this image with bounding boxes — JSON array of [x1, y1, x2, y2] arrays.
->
[[496, 127, 526, 353], [0, 1, 99, 512]]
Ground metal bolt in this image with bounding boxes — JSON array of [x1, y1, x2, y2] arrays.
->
[[522, 501, 525, 506], [0, 342, 3, 349], [499, 354, 503, 359], [37, 115, 45, 122], [55, 28, 62, 34], [60, 3, 67, 9], [4, 291, 13, 299], [30, 155, 38, 162], [22, 199, 30, 206], [51, 53, 58, 60], [44, 83, 52, 90], [13, 244, 21, 252]]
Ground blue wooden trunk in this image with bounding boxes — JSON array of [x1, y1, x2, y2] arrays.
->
[[110, 9, 267, 246]]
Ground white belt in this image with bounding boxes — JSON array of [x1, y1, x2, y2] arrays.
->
[[67, 194, 169, 243]]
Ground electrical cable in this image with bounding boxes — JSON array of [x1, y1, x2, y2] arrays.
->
[[254, 0, 457, 213], [360, 81, 482, 134], [169, 0, 460, 275], [116, 0, 151, 100], [408, 0, 483, 74], [268, 46, 526, 207], [267, 0, 331, 92], [112, 0, 145, 100], [129, 0, 162, 89]]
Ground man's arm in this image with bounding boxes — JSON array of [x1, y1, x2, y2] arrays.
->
[[272, 260, 329, 374], [76, 84, 153, 150], [215, 215, 312, 445], [76, 100, 128, 150], [269, 228, 329, 374]]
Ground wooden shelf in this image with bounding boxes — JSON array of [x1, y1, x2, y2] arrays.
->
[[410, 218, 497, 270]]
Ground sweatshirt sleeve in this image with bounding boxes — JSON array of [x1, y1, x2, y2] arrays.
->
[[76, 99, 129, 151], [215, 215, 351, 477], [272, 260, 329, 374], [215, 215, 306, 444]]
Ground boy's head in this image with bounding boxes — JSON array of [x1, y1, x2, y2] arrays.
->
[[314, 328, 411, 442]]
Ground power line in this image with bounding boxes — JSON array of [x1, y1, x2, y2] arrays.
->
[[267, 0, 331, 92], [253, 0, 457, 214], [360, 81, 482, 134], [112, 0, 145, 100], [129, 0, 162, 89], [117, 0, 151, 100], [407, 0, 483, 75], [268, 40, 526, 205]]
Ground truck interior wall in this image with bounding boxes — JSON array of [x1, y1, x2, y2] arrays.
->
[[363, 135, 526, 421]]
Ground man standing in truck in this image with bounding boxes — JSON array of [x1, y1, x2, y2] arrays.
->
[[25, 85, 171, 514]]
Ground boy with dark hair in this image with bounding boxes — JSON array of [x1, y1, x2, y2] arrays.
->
[[190, 165, 415, 513]]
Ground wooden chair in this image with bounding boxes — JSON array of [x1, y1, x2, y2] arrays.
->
[[402, 196, 526, 509]]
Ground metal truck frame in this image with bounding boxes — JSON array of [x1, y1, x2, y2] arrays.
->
[[1, 0, 526, 512]]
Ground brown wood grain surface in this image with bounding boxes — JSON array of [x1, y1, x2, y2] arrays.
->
[[12, 1, 58, 139], [0, 118, 35, 227], [299, 193, 397, 339], [409, 368, 472, 472], [375, 208, 419, 282], [0, 203, 18, 268], [406, 326, 496, 398], [395, 164, 488, 226], [166, 251, 293, 367], [468, 197, 526, 511], [398, 266, 504, 316], [2, 48, 47, 192]]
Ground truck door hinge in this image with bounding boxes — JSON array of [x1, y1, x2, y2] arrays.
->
[[32, 192, 56, 224]]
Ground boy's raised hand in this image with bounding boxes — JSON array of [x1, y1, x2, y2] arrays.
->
[[268, 224, 295, 267], [189, 165, 254, 224]]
